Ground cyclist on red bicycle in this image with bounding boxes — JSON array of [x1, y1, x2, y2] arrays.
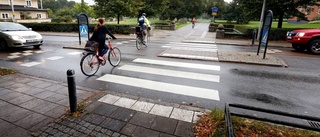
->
[[138, 13, 150, 44], [89, 18, 116, 61]]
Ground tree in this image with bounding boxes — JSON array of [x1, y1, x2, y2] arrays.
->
[[73, 3, 97, 18], [94, 0, 143, 24], [238, 0, 320, 28], [160, 0, 184, 21], [184, 0, 206, 19], [140, 0, 169, 17], [205, 0, 228, 20], [52, 8, 75, 23], [41, 0, 75, 13]]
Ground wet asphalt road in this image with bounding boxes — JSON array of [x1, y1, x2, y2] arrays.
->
[[1, 26, 320, 124]]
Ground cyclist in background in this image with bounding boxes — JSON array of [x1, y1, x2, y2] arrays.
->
[[89, 18, 116, 61], [138, 13, 150, 44], [192, 17, 196, 29]]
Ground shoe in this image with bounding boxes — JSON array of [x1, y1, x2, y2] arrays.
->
[[98, 56, 105, 61]]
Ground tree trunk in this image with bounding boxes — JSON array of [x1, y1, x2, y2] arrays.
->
[[117, 14, 120, 24], [277, 12, 284, 28]]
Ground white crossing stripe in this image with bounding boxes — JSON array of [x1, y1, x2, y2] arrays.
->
[[133, 58, 220, 71], [7, 56, 20, 59], [22, 53, 33, 56], [67, 52, 82, 55], [97, 74, 220, 101], [164, 42, 217, 49], [118, 65, 220, 82], [46, 56, 64, 60], [21, 62, 41, 67], [162, 46, 218, 51], [10, 52, 21, 55]]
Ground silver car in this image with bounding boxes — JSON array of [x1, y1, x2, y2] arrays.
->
[[0, 22, 43, 50]]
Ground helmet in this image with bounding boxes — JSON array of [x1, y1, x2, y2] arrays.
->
[[142, 13, 146, 16]]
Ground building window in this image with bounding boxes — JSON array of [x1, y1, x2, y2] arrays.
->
[[1, 13, 9, 19], [37, 14, 42, 19], [26, 0, 31, 7]]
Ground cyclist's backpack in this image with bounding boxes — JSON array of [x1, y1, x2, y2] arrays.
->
[[138, 16, 145, 24]]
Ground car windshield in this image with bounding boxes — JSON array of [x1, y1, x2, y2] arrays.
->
[[0, 22, 29, 31]]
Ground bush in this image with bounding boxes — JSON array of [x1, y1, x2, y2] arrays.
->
[[21, 23, 133, 34]]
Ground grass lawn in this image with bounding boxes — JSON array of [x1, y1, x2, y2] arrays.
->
[[215, 20, 320, 29], [195, 109, 320, 137]]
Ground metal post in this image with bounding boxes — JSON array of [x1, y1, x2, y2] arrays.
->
[[67, 69, 77, 113], [9, 0, 16, 22], [257, 0, 266, 40], [251, 29, 256, 46]]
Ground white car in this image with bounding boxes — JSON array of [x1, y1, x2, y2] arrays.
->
[[0, 22, 43, 50]]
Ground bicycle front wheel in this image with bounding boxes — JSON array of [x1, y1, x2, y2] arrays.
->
[[80, 53, 100, 76], [136, 36, 142, 50], [108, 47, 121, 67]]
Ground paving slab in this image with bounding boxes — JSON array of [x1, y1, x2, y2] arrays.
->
[[92, 103, 118, 116], [129, 112, 156, 128], [131, 126, 160, 137], [82, 113, 106, 125], [174, 121, 195, 137], [110, 107, 136, 122], [100, 118, 126, 132], [149, 104, 173, 117], [120, 123, 137, 136], [151, 116, 178, 134], [170, 108, 194, 122]]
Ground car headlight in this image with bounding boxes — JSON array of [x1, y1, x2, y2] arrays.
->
[[297, 32, 305, 37], [36, 34, 42, 39], [9, 35, 23, 40]]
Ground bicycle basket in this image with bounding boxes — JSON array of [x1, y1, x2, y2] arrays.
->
[[84, 41, 98, 51]]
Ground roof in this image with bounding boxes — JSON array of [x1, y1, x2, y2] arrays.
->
[[0, 4, 47, 12]]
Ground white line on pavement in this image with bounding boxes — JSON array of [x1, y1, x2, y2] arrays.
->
[[118, 65, 220, 82], [200, 31, 207, 38], [97, 74, 220, 101], [20, 62, 41, 67], [67, 52, 82, 55], [133, 58, 220, 71], [46, 56, 64, 60]]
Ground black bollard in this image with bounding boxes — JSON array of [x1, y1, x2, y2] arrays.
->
[[251, 29, 256, 46], [67, 69, 77, 113]]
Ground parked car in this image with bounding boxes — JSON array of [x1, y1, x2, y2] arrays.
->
[[286, 28, 320, 55], [0, 22, 43, 50]]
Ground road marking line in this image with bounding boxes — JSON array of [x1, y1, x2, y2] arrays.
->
[[10, 52, 21, 55], [133, 58, 220, 71], [22, 53, 33, 56], [34, 50, 45, 53], [200, 31, 207, 38], [118, 65, 220, 82], [169, 42, 216, 46], [7, 56, 20, 59], [97, 74, 220, 101], [46, 56, 64, 60], [20, 62, 41, 67], [23, 50, 33, 53], [67, 52, 82, 55]]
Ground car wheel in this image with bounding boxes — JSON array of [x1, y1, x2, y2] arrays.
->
[[0, 39, 8, 50], [34, 45, 41, 49], [292, 44, 306, 52], [307, 39, 320, 55]]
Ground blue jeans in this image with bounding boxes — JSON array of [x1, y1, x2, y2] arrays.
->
[[99, 43, 109, 57]]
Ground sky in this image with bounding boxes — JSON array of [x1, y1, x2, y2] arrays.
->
[[70, 0, 233, 6]]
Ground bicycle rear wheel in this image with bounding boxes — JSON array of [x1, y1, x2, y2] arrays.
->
[[108, 47, 121, 67], [136, 36, 142, 50], [80, 53, 100, 76]]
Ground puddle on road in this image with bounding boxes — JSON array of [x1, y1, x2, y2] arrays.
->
[[232, 91, 295, 107]]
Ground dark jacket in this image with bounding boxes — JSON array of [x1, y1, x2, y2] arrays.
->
[[90, 25, 116, 44]]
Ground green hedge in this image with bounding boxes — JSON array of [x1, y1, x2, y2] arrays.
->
[[21, 23, 134, 34]]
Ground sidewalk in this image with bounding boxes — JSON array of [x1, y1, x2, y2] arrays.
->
[[0, 74, 206, 137]]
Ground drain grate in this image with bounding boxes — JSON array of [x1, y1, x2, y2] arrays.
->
[[308, 121, 320, 129]]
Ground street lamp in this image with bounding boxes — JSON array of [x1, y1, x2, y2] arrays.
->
[[9, 0, 16, 22]]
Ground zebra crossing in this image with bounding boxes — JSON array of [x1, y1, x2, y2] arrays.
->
[[97, 58, 221, 101], [159, 42, 219, 61]]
